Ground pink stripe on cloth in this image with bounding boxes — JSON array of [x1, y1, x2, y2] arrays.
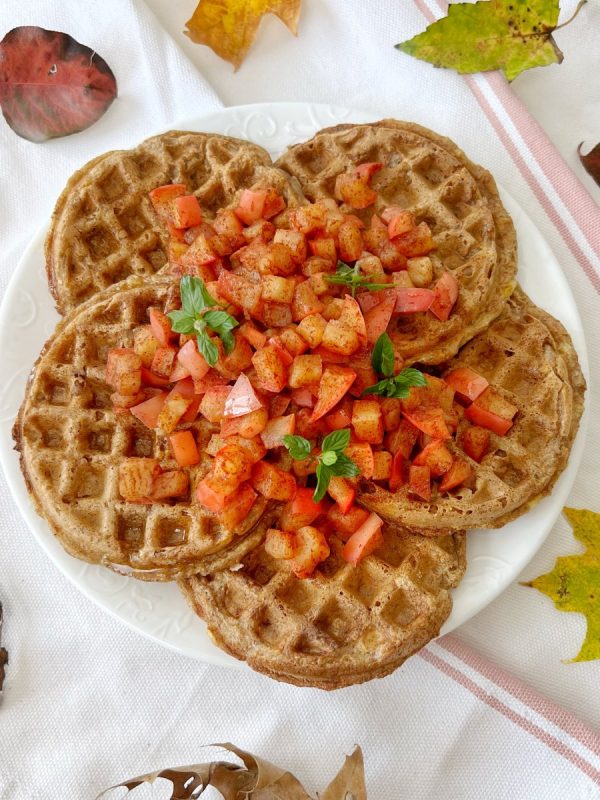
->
[[412, 0, 437, 23], [465, 75, 600, 294], [483, 70, 600, 262], [438, 635, 600, 757], [411, 0, 600, 293], [419, 647, 600, 784]]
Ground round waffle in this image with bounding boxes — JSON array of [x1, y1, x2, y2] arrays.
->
[[13, 277, 281, 581], [357, 287, 586, 533], [276, 120, 517, 365], [180, 526, 466, 689], [46, 130, 306, 314]]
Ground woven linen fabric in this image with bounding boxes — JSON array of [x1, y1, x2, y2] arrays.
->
[[0, 0, 599, 798]]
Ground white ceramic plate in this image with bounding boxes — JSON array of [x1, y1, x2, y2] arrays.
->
[[0, 103, 589, 667]]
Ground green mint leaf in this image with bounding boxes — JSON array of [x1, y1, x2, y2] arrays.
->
[[196, 331, 218, 367], [361, 378, 396, 397], [330, 453, 360, 478], [283, 435, 312, 461], [321, 450, 338, 467], [371, 332, 395, 377], [394, 367, 428, 394], [167, 309, 196, 334], [321, 428, 351, 453], [219, 329, 236, 355], [313, 461, 332, 503], [203, 308, 239, 354], [362, 368, 427, 399], [203, 309, 238, 332], [180, 275, 217, 316]]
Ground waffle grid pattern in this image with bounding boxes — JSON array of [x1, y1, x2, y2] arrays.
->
[[16, 279, 271, 581], [20, 122, 585, 687], [182, 530, 466, 689], [46, 132, 306, 313], [358, 288, 586, 532], [275, 120, 517, 365]]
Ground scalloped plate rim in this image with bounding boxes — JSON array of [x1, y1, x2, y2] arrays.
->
[[0, 101, 589, 667]]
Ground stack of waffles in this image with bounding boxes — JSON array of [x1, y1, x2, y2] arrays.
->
[[14, 125, 585, 688]]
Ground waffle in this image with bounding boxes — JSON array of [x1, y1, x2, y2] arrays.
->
[[46, 131, 306, 314], [276, 120, 517, 365], [357, 287, 586, 533], [13, 277, 282, 581], [180, 525, 466, 689]]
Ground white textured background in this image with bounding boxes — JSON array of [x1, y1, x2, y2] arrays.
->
[[0, 0, 599, 797]]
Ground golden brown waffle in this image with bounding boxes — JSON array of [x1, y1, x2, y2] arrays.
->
[[14, 277, 280, 581], [46, 131, 306, 314], [276, 120, 517, 365], [180, 526, 466, 689], [358, 287, 586, 533]]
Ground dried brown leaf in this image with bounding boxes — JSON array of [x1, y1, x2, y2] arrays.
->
[[96, 743, 367, 799], [320, 748, 367, 800]]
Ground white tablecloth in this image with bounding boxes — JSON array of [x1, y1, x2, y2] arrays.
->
[[1, 1, 599, 797]]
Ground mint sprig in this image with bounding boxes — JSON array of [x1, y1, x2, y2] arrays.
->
[[362, 332, 427, 399], [282, 434, 311, 461], [167, 276, 238, 366], [371, 331, 396, 378], [326, 261, 389, 298], [283, 428, 359, 503]]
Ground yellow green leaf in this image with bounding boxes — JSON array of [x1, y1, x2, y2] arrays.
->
[[523, 508, 600, 662], [185, 0, 302, 70], [396, 0, 587, 82]]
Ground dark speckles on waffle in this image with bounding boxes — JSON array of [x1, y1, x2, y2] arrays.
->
[[46, 131, 306, 314], [13, 278, 275, 581], [357, 287, 586, 533], [179, 528, 466, 689], [275, 119, 518, 366]]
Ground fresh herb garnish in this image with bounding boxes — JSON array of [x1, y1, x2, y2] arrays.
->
[[362, 332, 427, 399], [282, 434, 312, 461], [371, 331, 396, 378], [283, 428, 360, 503], [326, 260, 390, 298], [167, 276, 238, 367]]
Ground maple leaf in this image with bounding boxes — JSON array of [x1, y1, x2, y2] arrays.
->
[[578, 142, 600, 187], [0, 27, 117, 143], [396, 0, 587, 82], [185, 0, 302, 70], [523, 508, 600, 662]]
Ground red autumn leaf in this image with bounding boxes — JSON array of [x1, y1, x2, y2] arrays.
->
[[578, 142, 600, 187], [0, 26, 117, 143]]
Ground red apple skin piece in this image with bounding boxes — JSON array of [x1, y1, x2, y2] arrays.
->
[[465, 403, 513, 436], [394, 288, 435, 314], [310, 366, 357, 422], [402, 407, 452, 440], [429, 271, 459, 321], [444, 367, 489, 405], [364, 294, 397, 345], [341, 512, 384, 566]]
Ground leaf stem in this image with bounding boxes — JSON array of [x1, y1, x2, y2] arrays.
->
[[555, 0, 586, 31]]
